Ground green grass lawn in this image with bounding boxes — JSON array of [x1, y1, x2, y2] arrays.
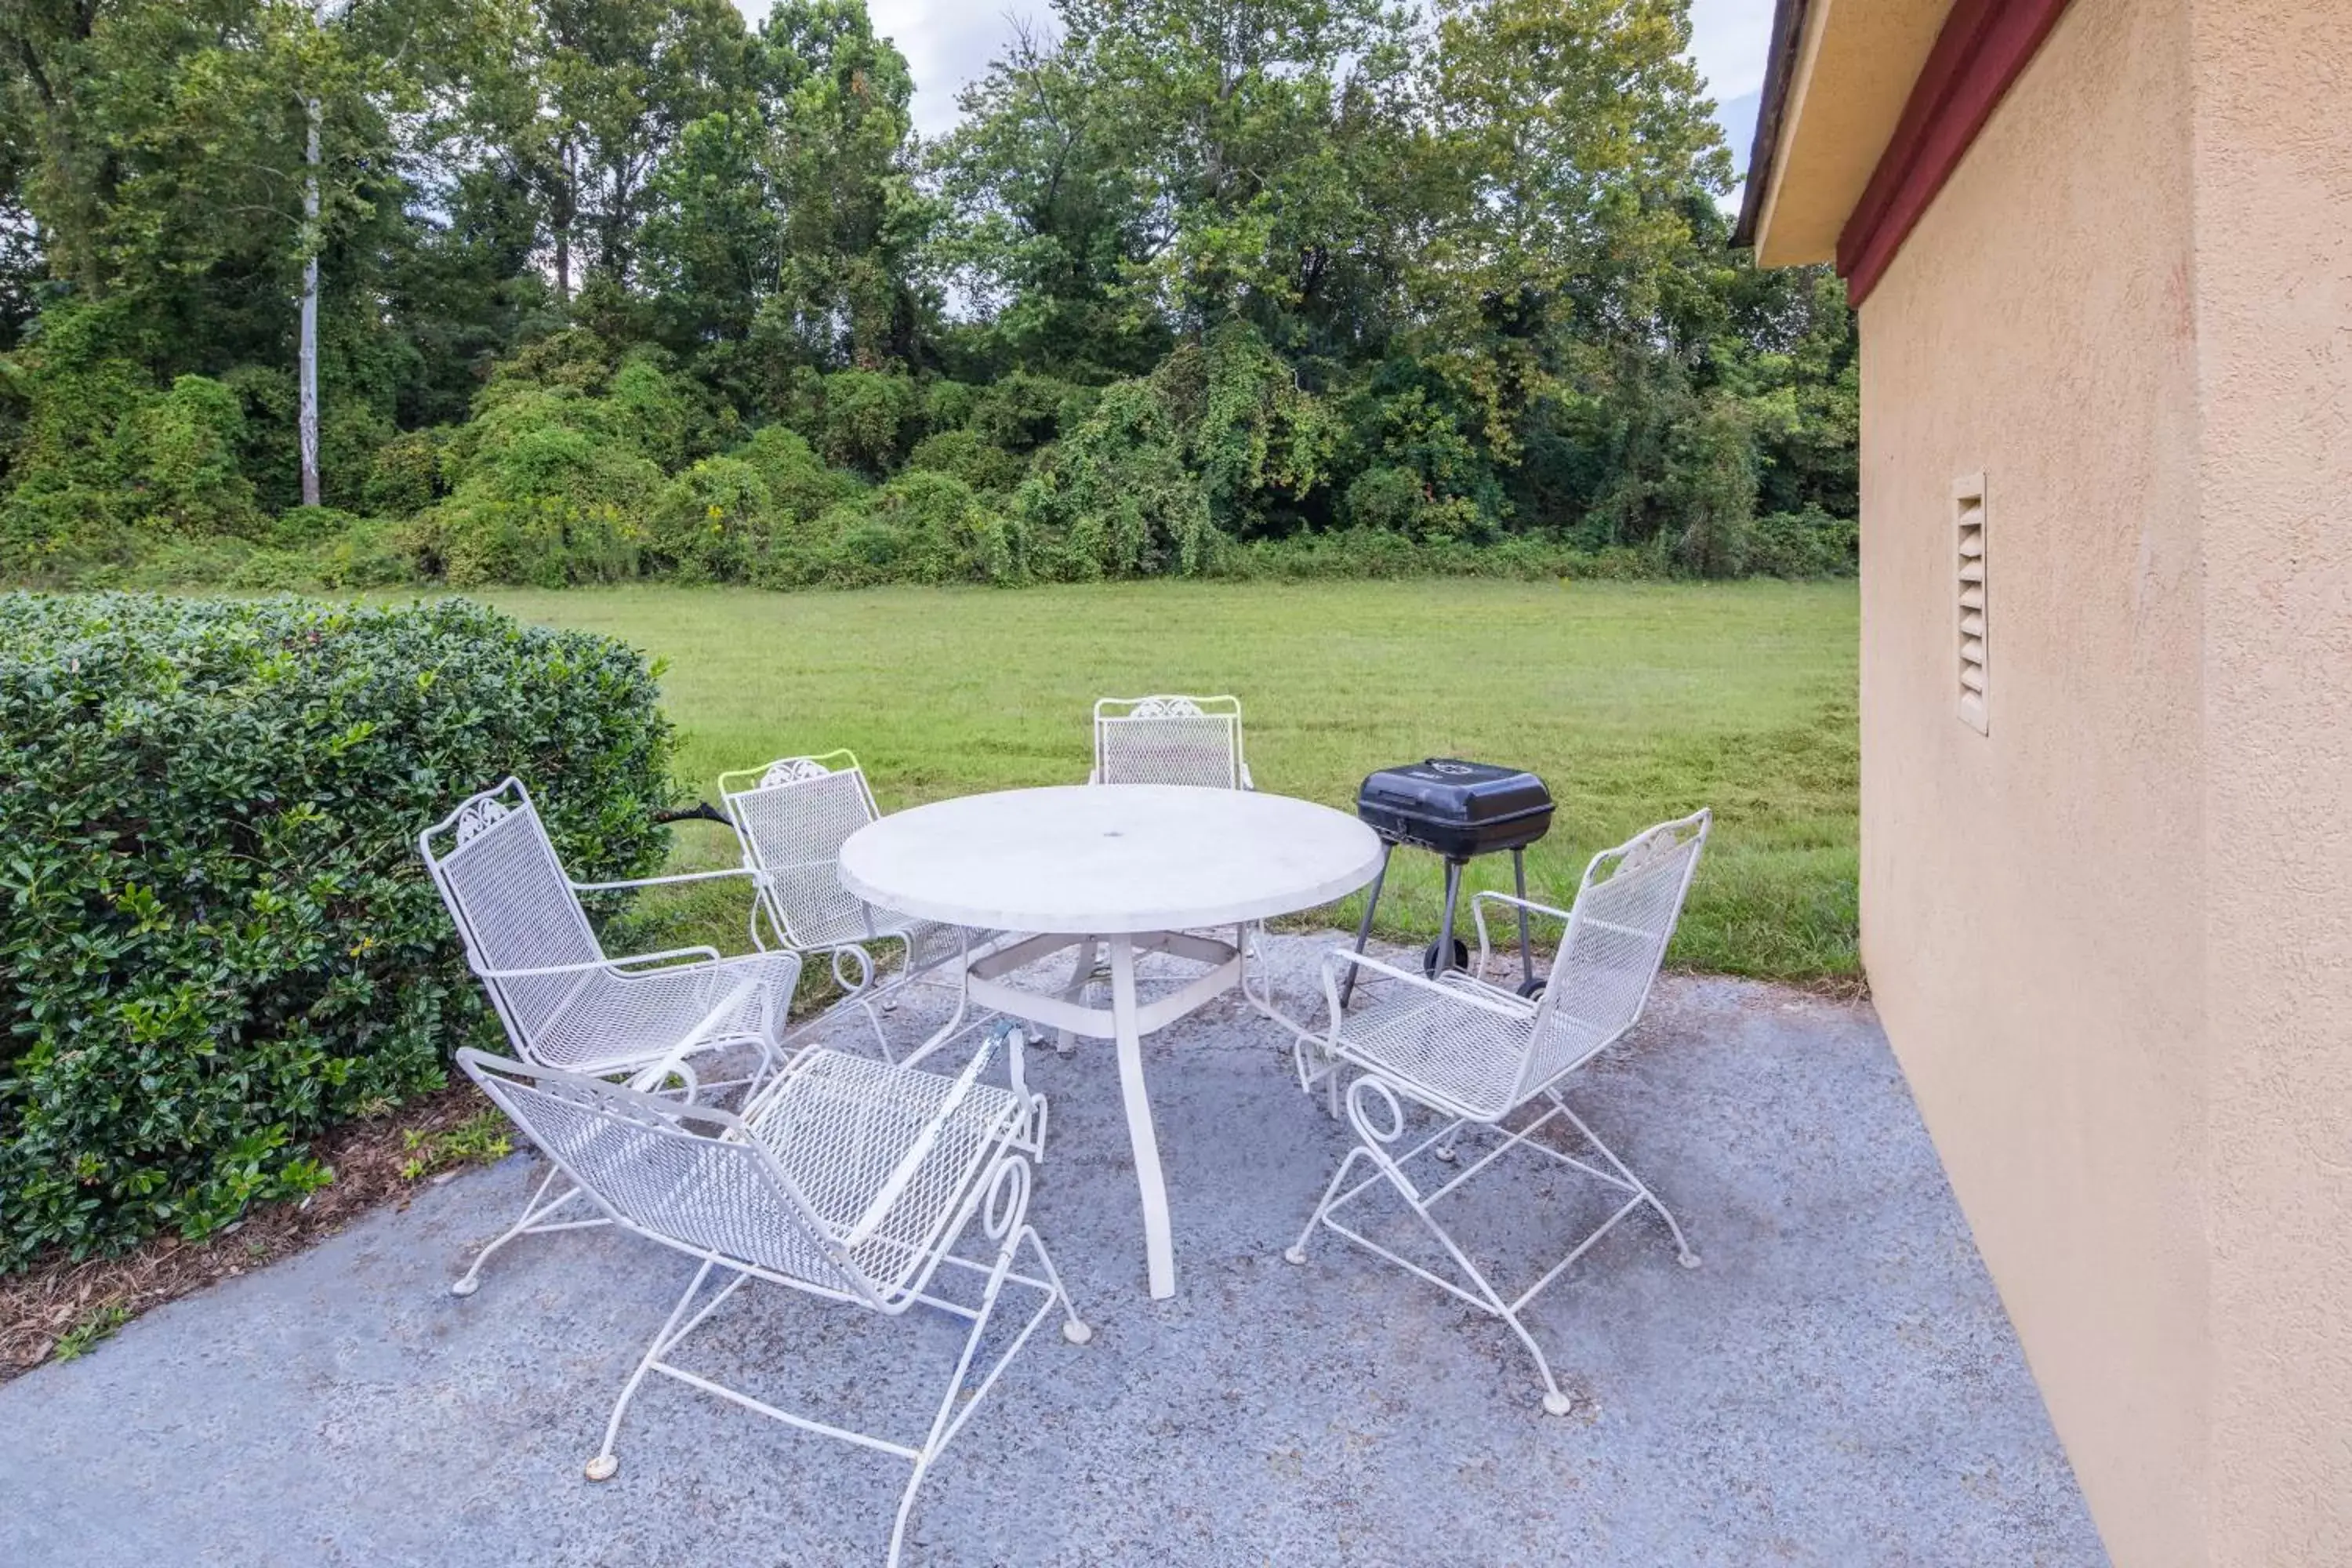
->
[[481, 579, 1859, 981]]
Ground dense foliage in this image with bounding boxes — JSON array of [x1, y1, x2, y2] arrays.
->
[[0, 0, 1857, 588], [0, 593, 674, 1268]]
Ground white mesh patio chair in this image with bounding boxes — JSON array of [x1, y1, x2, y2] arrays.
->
[[1091, 693, 1253, 789], [1067, 694, 1280, 1041], [1283, 809, 1711, 1416], [457, 1029, 1088, 1568], [420, 778, 803, 1296], [718, 752, 978, 1058]]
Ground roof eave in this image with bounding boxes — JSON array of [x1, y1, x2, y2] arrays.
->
[[1733, 0, 1814, 250]]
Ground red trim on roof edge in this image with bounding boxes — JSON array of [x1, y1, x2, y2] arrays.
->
[[1837, 0, 2075, 306]]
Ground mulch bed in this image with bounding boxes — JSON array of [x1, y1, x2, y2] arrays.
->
[[0, 1082, 502, 1382]]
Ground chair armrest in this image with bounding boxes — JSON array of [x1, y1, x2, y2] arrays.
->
[[1467, 890, 1574, 978], [603, 945, 732, 974], [570, 866, 757, 894], [842, 1032, 1008, 1250], [475, 945, 724, 980], [621, 974, 767, 1094]]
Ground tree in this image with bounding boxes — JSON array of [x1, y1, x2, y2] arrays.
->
[[486, 0, 752, 303], [755, 0, 926, 368], [940, 0, 1414, 365], [637, 110, 775, 351], [0, 0, 514, 503], [1406, 0, 1732, 459], [930, 16, 1166, 379]]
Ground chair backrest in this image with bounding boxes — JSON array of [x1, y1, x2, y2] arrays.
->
[[458, 1047, 873, 1302], [1521, 809, 1711, 1092], [1092, 694, 1246, 789], [717, 752, 885, 950], [419, 779, 603, 1061]]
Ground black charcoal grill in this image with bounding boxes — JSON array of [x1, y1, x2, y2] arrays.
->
[[1343, 759, 1555, 1005]]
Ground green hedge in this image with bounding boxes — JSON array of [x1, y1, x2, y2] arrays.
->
[[0, 593, 676, 1270]]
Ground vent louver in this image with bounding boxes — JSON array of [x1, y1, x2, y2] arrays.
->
[[1955, 475, 1988, 734]]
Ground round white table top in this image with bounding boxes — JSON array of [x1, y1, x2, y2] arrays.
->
[[838, 785, 1386, 935]]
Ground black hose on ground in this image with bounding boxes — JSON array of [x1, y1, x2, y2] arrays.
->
[[652, 800, 732, 827]]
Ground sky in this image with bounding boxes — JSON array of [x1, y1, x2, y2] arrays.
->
[[744, 2, 1780, 173]]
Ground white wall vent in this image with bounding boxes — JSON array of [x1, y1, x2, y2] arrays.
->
[[1955, 474, 1988, 735]]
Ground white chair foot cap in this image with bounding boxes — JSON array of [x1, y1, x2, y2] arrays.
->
[[1283, 1245, 1308, 1266], [584, 1454, 619, 1482], [1062, 1319, 1094, 1345], [1542, 1392, 1574, 1417], [449, 1276, 480, 1298], [1678, 1252, 1702, 1270]]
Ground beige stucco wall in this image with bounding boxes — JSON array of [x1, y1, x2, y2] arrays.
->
[[2191, 0, 2352, 1560], [1856, 0, 2213, 1560], [1860, 0, 2352, 1559]]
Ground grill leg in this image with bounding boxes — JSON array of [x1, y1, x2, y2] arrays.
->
[[1428, 858, 1469, 1165], [1338, 841, 1396, 1010], [1434, 859, 1465, 978], [1513, 848, 1534, 988]]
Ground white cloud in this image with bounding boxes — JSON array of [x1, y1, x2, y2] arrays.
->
[[859, 0, 1035, 139], [734, 0, 1037, 140], [1687, 0, 1777, 100], [737, 0, 1780, 147]]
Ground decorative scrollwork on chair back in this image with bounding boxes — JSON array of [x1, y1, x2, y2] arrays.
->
[[759, 756, 836, 789], [453, 795, 513, 847], [1125, 695, 1205, 719]]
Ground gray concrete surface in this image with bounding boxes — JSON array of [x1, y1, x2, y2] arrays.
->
[[0, 935, 2106, 1566]]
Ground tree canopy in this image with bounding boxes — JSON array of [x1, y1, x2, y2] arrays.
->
[[0, 0, 1857, 588]]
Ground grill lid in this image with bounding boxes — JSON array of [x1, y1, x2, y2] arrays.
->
[[1357, 759, 1552, 822], [1355, 759, 1554, 858]]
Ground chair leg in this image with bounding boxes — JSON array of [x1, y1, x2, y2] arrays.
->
[[569, 1162, 1088, 1563], [999, 1027, 1047, 1169], [1023, 1225, 1093, 1347], [1284, 1146, 1370, 1266], [1241, 923, 1325, 1058], [891, 1186, 1089, 1566], [1023, 1094, 1051, 1166], [1546, 1091, 1700, 1269], [585, 1257, 741, 1480], [1475, 1277, 1578, 1417], [1053, 938, 1094, 1055], [1388, 1162, 1581, 1415], [857, 996, 897, 1062], [1290, 1036, 1345, 1119], [810, 942, 899, 1062], [1287, 1083, 1582, 1415], [449, 1163, 596, 1298]]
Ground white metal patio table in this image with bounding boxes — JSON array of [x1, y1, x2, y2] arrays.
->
[[839, 784, 1385, 1300]]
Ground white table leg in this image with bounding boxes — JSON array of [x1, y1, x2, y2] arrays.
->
[[1108, 933, 1175, 1300]]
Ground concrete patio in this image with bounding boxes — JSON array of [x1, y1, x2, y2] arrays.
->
[[0, 935, 2104, 1566]]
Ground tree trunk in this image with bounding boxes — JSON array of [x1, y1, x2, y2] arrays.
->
[[552, 141, 575, 303], [299, 93, 321, 510]]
